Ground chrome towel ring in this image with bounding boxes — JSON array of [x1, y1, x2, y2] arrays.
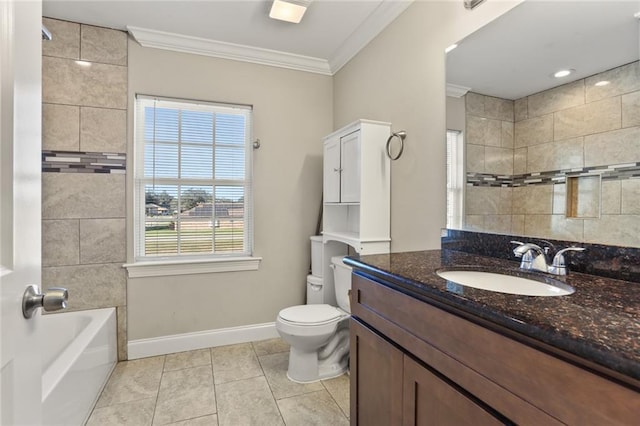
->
[[386, 131, 406, 160]]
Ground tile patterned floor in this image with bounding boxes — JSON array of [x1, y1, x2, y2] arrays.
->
[[86, 338, 350, 426]]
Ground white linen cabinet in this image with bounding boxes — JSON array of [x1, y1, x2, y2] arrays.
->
[[322, 120, 391, 255]]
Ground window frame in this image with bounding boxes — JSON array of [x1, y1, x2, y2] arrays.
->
[[446, 129, 465, 230], [125, 95, 261, 277]]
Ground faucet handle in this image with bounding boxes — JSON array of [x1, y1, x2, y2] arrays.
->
[[550, 247, 586, 275]]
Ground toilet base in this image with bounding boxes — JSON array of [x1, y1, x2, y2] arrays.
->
[[285, 325, 350, 383]]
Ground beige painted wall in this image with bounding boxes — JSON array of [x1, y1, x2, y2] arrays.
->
[[127, 41, 333, 340], [333, 0, 521, 252]]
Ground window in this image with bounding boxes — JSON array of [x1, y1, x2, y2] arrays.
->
[[133, 95, 254, 266], [446, 129, 464, 229]]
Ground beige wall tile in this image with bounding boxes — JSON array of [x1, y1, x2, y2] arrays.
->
[[484, 147, 513, 175], [484, 215, 512, 234], [512, 185, 553, 215], [584, 215, 640, 247], [554, 97, 621, 141], [499, 187, 513, 213], [584, 127, 640, 167], [622, 91, 640, 128], [80, 25, 127, 66], [43, 103, 80, 151], [513, 147, 527, 175], [526, 137, 583, 173], [586, 61, 640, 103], [524, 215, 584, 242], [466, 115, 501, 147], [42, 173, 125, 219], [484, 96, 514, 122], [43, 56, 127, 109], [465, 92, 485, 116], [552, 183, 566, 215], [514, 114, 553, 148], [80, 218, 126, 263], [621, 179, 640, 214], [466, 144, 484, 173], [511, 214, 525, 235], [464, 215, 484, 231], [466, 186, 501, 215], [117, 306, 128, 361], [42, 18, 79, 60], [42, 263, 126, 310], [601, 180, 622, 215], [527, 80, 585, 118], [514, 97, 528, 122], [42, 219, 79, 267], [80, 107, 127, 153], [501, 121, 514, 148]]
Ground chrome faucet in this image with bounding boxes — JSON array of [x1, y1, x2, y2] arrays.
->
[[511, 241, 585, 276]]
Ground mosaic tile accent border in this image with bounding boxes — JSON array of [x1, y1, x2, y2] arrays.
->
[[467, 163, 640, 187], [42, 150, 126, 174]]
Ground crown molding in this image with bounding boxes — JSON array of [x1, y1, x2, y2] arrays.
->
[[127, 25, 332, 75], [446, 83, 471, 98], [128, 0, 413, 76], [328, 0, 414, 74]]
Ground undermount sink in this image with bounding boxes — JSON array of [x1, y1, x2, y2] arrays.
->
[[436, 269, 575, 297]]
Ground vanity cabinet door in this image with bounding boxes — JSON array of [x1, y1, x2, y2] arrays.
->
[[323, 135, 341, 203], [403, 355, 507, 426], [350, 318, 403, 426]]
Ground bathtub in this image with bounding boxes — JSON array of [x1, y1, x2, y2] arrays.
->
[[41, 308, 117, 426]]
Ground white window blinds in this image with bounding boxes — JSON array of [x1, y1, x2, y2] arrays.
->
[[134, 95, 253, 260], [446, 129, 464, 229]]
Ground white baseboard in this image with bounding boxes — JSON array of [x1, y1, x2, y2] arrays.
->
[[127, 322, 279, 360]]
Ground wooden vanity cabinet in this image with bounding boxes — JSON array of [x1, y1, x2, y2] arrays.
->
[[350, 273, 640, 425]]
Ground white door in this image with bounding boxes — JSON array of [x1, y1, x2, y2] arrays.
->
[[1, 0, 44, 424], [323, 136, 341, 203], [340, 131, 361, 203]]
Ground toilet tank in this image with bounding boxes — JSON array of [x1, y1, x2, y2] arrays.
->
[[331, 256, 353, 313]]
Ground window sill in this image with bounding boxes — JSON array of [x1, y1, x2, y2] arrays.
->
[[124, 256, 262, 278]]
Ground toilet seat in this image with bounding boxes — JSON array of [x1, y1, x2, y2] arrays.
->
[[278, 304, 345, 326]]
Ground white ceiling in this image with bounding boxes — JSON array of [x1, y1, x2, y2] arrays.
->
[[43, 0, 413, 75], [446, 0, 640, 100]]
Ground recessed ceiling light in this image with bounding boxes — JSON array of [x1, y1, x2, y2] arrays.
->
[[445, 44, 458, 54], [554, 69, 574, 78], [595, 80, 610, 87], [269, 0, 311, 24]]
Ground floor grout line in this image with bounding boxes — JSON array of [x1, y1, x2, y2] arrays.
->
[[253, 343, 287, 425], [150, 355, 167, 426]]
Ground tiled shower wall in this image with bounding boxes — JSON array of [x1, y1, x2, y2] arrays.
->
[[465, 61, 640, 247], [41, 18, 128, 360]]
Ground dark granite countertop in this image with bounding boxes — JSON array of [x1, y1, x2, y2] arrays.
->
[[344, 249, 640, 386]]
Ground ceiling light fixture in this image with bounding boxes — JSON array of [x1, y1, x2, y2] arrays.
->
[[554, 69, 574, 78], [595, 80, 610, 87], [269, 0, 311, 24], [75, 60, 91, 67], [445, 44, 458, 53]]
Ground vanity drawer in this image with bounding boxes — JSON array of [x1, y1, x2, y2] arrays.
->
[[351, 273, 640, 425]]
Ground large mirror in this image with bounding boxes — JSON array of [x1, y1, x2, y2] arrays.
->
[[446, 0, 640, 247]]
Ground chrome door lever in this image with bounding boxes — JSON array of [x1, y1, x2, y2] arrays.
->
[[22, 285, 68, 319]]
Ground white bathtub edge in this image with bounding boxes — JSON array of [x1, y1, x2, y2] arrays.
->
[[127, 322, 279, 359]]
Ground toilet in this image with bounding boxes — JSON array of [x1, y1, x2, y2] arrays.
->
[[275, 255, 352, 383]]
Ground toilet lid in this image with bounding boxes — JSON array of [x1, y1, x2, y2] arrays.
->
[[279, 304, 344, 325]]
